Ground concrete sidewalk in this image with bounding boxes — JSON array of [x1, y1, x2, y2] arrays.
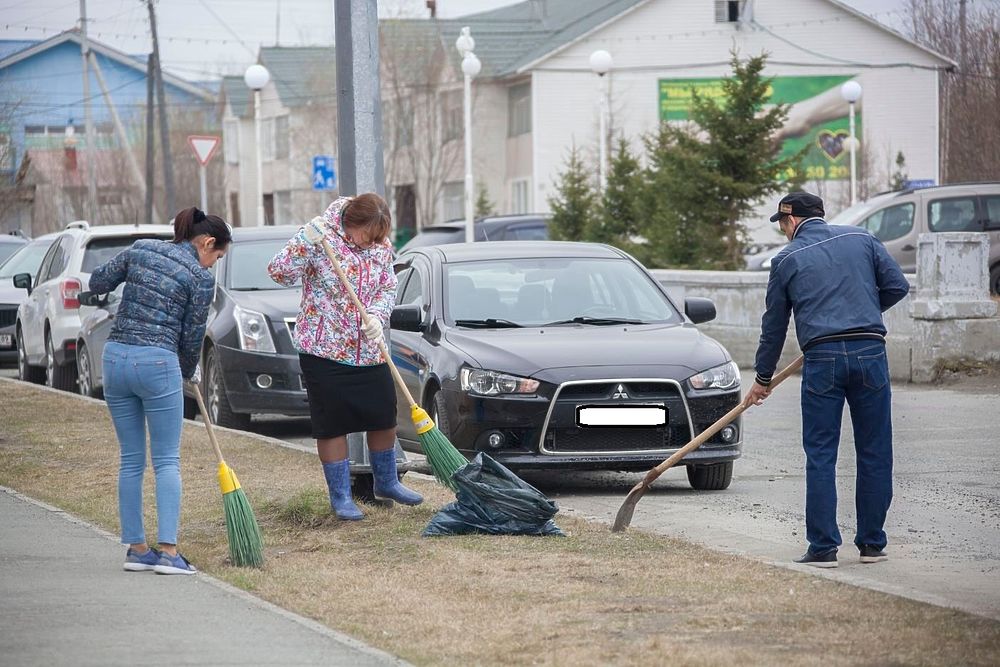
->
[[0, 488, 406, 667]]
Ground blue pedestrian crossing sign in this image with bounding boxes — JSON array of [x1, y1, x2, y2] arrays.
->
[[312, 155, 336, 191]]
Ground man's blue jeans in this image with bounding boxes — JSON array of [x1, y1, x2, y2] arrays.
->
[[801, 339, 893, 554], [102, 342, 184, 546]]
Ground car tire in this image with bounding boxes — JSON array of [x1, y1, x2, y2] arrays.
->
[[990, 263, 999, 296], [351, 470, 405, 505], [46, 331, 78, 392], [183, 396, 199, 420], [205, 346, 250, 431], [686, 461, 734, 491], [76, 342, 102, 399], [16, 326, 45, 384], [430, 391, 452, 439]]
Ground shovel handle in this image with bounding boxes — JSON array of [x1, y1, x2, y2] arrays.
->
[[191, 383, 226, 466], [318, 238, 419, 409], [640, 354, 804, 485]]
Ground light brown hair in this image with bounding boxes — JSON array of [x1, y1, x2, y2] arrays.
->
[[341, 193, 391, 245]]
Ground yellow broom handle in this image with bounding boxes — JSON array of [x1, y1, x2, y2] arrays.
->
[[191, 384, 226, 465], [319, 238, 419, 408]]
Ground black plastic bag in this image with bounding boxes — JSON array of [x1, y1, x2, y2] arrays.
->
[[423, 453, 564, 537]]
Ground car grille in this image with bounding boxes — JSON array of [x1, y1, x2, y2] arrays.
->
[[0, 305, 16, 328], [540, 380, 694, 455]]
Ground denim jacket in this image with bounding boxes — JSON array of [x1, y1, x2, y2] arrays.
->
[[89, 239, 214, 380], [753, 218, 909, 384]]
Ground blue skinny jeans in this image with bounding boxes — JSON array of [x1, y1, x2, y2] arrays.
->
[[102, 342, 184, 546], [801, 339, 894, 554]]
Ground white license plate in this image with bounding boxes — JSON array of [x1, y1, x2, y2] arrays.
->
[[576, 405, 667, 427], [0, 334, 12, 349]]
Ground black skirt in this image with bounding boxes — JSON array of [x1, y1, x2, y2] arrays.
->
[[298, 353, 397, 439]]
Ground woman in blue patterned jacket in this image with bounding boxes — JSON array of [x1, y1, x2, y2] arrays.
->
[[89, 207, 231, 575]]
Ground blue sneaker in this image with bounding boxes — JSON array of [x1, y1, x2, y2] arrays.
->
[[123, 547, 160, 572], [153, 552, 198, 575]]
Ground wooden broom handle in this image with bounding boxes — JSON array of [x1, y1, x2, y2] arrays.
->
[[639, 354, 804, 486], [318, 238, 419, 408], [191, 384, 226, 465]]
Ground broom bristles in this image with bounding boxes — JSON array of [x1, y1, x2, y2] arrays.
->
[[419, 427, 468, 490], [222, 488, 265, 568]]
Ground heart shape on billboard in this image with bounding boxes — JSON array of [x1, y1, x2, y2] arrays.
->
[[816, 129, 850, 161]]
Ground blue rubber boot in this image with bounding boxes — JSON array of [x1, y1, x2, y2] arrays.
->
[[370, 448, 423, 506], [321, 460, 364, 521]]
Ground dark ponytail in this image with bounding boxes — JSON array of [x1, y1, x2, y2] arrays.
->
[[172, 206, 232, 249]]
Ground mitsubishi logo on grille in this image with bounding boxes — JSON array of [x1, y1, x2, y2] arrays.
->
[[612, 384, 629, 399]]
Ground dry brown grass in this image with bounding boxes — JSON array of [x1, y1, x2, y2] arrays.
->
[[2, 381, 999, 666]]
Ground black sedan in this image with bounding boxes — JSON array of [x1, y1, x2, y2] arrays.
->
[[389, 241, 743, 490]]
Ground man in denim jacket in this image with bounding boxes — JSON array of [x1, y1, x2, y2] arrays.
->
[[744, 192, 909, 569]]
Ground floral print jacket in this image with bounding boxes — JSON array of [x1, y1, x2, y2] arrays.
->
[[267, 197, 398, 366]]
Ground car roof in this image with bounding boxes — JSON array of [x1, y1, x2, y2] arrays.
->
[[230, 225, 299, 241], [426, 241, 626, 262], [61, 224, 175, 240]]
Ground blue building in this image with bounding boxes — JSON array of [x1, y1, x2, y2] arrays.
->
[[0, 30, 216, 233]]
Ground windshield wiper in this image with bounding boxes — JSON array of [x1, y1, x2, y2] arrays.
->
[[453, 318, 523, 329], [541, 316, 645, 326]]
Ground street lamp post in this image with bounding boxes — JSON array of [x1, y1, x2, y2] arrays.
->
[[589, 49, 613, 193], [244, 64, 271, 226], [456, 27, 481, 244], [840, 80, 862, 205]]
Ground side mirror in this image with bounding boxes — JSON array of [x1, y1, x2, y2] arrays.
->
[[78, 291, 109, 307], [13, 273, 32, 294], [684, 297, 716, 325], [390, 303, 424, 332]]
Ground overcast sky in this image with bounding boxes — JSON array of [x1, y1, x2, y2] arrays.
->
[[0, 0, 910, 82]]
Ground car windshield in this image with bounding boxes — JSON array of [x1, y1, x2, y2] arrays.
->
[[444, 258, 681, 327], [82, 235, 171, 273], [0, 239, 54, 278], [228, 239, 298, 290], [827, 196, 895, 226], [399, 227, 464, 252], [0, 241, 24, 265]]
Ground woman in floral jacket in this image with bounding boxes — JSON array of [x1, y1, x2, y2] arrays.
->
[[268, 193, 422, 520]]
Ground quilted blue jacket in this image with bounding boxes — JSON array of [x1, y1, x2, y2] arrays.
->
[[89, 239, 214, 380]]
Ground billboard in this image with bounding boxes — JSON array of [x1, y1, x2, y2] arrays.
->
[[658, 75, 860, 181]]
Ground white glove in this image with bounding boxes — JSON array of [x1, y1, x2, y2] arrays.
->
[[188, 364, 202, 386], [303, 216, 327, 245], [362, 317, 383, 341]]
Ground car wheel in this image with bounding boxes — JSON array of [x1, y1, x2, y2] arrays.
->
[[205, 347, 250, 431], [351, 473, 377, 503], [17, 326, 44, 384], [430, 391, 452, 439], [686, 461, 734, 491], [45, 331, 78, 392], [76, 342, 102, 398], [990, 263, 999, 296]]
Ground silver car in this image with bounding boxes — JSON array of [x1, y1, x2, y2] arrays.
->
[[13, 222, 173, 390]]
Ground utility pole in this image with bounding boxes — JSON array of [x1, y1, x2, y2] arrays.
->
[[147, 0, 175, 216], [145, 55, 155, 224], [959, 0, 968, 79], [334, 0, 384, 196], [79, 0, 98, 222]]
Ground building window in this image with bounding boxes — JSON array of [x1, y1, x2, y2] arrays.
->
[[274, 190, 292, 226], [715, 0, 745, 22], [397, 97, 413, 148], [223, 119, 240, 164], [441, 90, 462, 143], [274, 115, 289, 160], [511, 178, 530, 214], [442, 181, 464, 222], [508, 83, 531, 137]]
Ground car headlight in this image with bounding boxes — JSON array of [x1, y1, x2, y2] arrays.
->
[[460, 368, 539, 396], [689, 361, 740, 391], [234, 305, 276, 353]]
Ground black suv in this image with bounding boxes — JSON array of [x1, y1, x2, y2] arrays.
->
[[398, 214, 549, 252]]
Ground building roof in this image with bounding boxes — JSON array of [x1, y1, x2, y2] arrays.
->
[[222, 76, 251, 117], [259, 46, 336, 109], [0, 40, 38, 61], [0, 30, 215, 101]]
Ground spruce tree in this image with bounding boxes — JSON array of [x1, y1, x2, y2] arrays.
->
[[588, 137, 643, 253], [475, 183, 496, 218], [548, 145, 595, 242]]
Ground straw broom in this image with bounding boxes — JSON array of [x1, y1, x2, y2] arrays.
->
[[192, 384, 265, 567], [318, 238, 468, 489]]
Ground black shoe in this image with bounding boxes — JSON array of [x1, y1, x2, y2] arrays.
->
[[794, 549, 838, 568], [859, 545, 888, 563]]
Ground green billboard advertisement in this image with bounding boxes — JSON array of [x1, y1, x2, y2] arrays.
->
[[658, 75, 860, 181]]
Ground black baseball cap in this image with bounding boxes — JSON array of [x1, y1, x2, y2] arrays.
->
[[769, 192, 825, 222]]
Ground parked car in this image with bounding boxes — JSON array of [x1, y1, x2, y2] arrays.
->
[[389, 241, 743, 490], [13, 222, 173, 390], [398, 214, 550, 253], [0, 233, 28, 265], [830, 182, 1000, 293], [0, 234, 58, 366]]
